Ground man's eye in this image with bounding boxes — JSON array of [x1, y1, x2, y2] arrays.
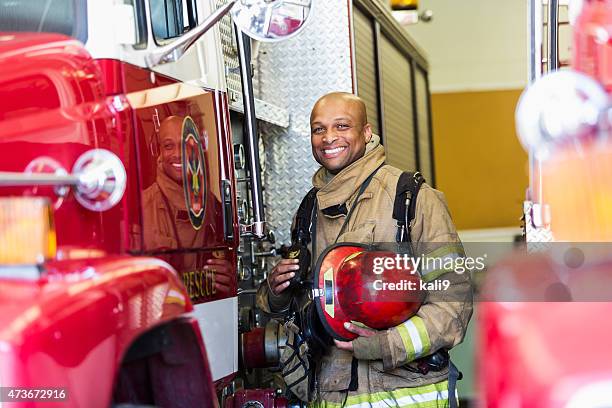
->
[[337, 124, 350, 129], [312, 127, 325, 134], [163, 143, 174, 150]]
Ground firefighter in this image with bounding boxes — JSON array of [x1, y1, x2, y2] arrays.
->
[[257, 92, 473, 406], [142, 115, 205, 251]]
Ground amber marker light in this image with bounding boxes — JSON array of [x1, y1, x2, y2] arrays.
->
[[0, 197, 56, 265], [391, 0, 418, 11]]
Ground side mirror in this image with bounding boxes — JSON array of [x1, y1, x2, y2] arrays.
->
[[232, 0, 312, 43], [145, 0, 313, 68]]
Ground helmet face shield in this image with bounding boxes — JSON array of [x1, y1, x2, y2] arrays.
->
[[313, 243, 424, 341]]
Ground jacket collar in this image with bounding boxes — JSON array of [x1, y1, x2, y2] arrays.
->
[[312, 143, 385, 210]]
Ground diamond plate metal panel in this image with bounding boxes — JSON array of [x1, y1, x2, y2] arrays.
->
[[217, 0, 292, 127], [255, 1, 354, 245], [215, 0, 242, 96], [523, 200, 554, 250], [259, 123, 319, 245], [230, 97, 290, 128]]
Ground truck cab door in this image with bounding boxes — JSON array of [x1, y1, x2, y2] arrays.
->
[[127, 77, 238, 303], [125, 0, 238, 304]]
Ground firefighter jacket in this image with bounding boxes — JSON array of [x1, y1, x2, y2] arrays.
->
[[141, 163, 232, 300], [257, 137, 473, 405], [142, 162, 205, 251]]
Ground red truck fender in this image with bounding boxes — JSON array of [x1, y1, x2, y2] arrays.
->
[[0, 256, 216, 407]]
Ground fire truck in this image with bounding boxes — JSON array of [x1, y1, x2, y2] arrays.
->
[[0, 0, 433, 406]]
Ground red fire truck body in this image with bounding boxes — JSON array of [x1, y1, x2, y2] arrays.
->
[[480, 261, 612, 406], [0, 28, 235, 408]]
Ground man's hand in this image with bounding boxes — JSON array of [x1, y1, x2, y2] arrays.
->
[[268, 258, 300, 295], [205, 258, 232, 295], [334, 322, 377, 351]]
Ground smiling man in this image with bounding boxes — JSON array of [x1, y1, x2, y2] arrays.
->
[[310, 92, 372, 174], [141, 115, 205, 251], [258, 92, 472, 407]]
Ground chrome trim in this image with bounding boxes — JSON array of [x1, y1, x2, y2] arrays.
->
[[234, 143, 246, 170], [0, 149, 127, 212], [236, 25, 266, 239], [0, 266, 41, 281], [264, 320, 280, 364], [72, 149, 127, 212], [0, 172, 78, 186]]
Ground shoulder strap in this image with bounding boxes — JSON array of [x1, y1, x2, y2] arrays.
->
[[393, 171, 425, 243], [292, 187, 319, 245]]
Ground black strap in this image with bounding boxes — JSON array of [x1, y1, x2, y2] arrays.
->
[[448, 360, 462, 408], [348, 357, 359, 391], [393, 171, 425, 243], [311, 201, 318, 281], [295, 166, 421, 254], [293, 188, 319, 246]]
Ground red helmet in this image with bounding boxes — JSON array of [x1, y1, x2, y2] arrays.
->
[[313, 243, 424, 341]]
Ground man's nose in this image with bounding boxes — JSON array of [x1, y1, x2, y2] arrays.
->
[[171, 145, 181, 160], [322, 131, 338, 144]]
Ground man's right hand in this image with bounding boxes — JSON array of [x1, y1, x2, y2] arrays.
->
[[268, 258, 300, 295]]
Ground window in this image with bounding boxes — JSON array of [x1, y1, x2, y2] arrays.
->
[[0, 0, 87, 42], [125, 0, 148, 49], [149, 0, 198, 44]]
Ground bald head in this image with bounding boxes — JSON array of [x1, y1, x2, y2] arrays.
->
[[310, 92, 368, 126], [309, 92, 373, 174], [160, 115, 183, 138]]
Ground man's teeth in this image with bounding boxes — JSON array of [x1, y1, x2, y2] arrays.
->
[[324, 147, 346, 154], [171, 163, 182, 168]]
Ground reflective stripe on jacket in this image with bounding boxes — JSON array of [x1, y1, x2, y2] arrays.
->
[[314, 380, 453, 408]]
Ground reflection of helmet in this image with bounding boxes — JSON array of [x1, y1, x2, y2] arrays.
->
[[314, 244, 424, 341]]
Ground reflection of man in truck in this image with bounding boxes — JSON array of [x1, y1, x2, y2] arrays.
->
[[258, 92, 472, 406], [142, 115, 203, 251], [142, 116, 233, 298]]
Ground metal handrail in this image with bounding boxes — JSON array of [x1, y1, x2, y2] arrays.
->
[[0, 172, 78, 187]]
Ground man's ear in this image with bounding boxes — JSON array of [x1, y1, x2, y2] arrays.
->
[[363, 123, 373, 143]]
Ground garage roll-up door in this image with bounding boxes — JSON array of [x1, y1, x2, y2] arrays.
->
[[353, 7, 380, 136], [380, 35, 416, 172], [415, 67, 434, 184]]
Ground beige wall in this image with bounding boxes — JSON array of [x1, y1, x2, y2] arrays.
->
[[432, 89, 528, 229], [399, 1, 531, 229], [404, 0, 528, 93]]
